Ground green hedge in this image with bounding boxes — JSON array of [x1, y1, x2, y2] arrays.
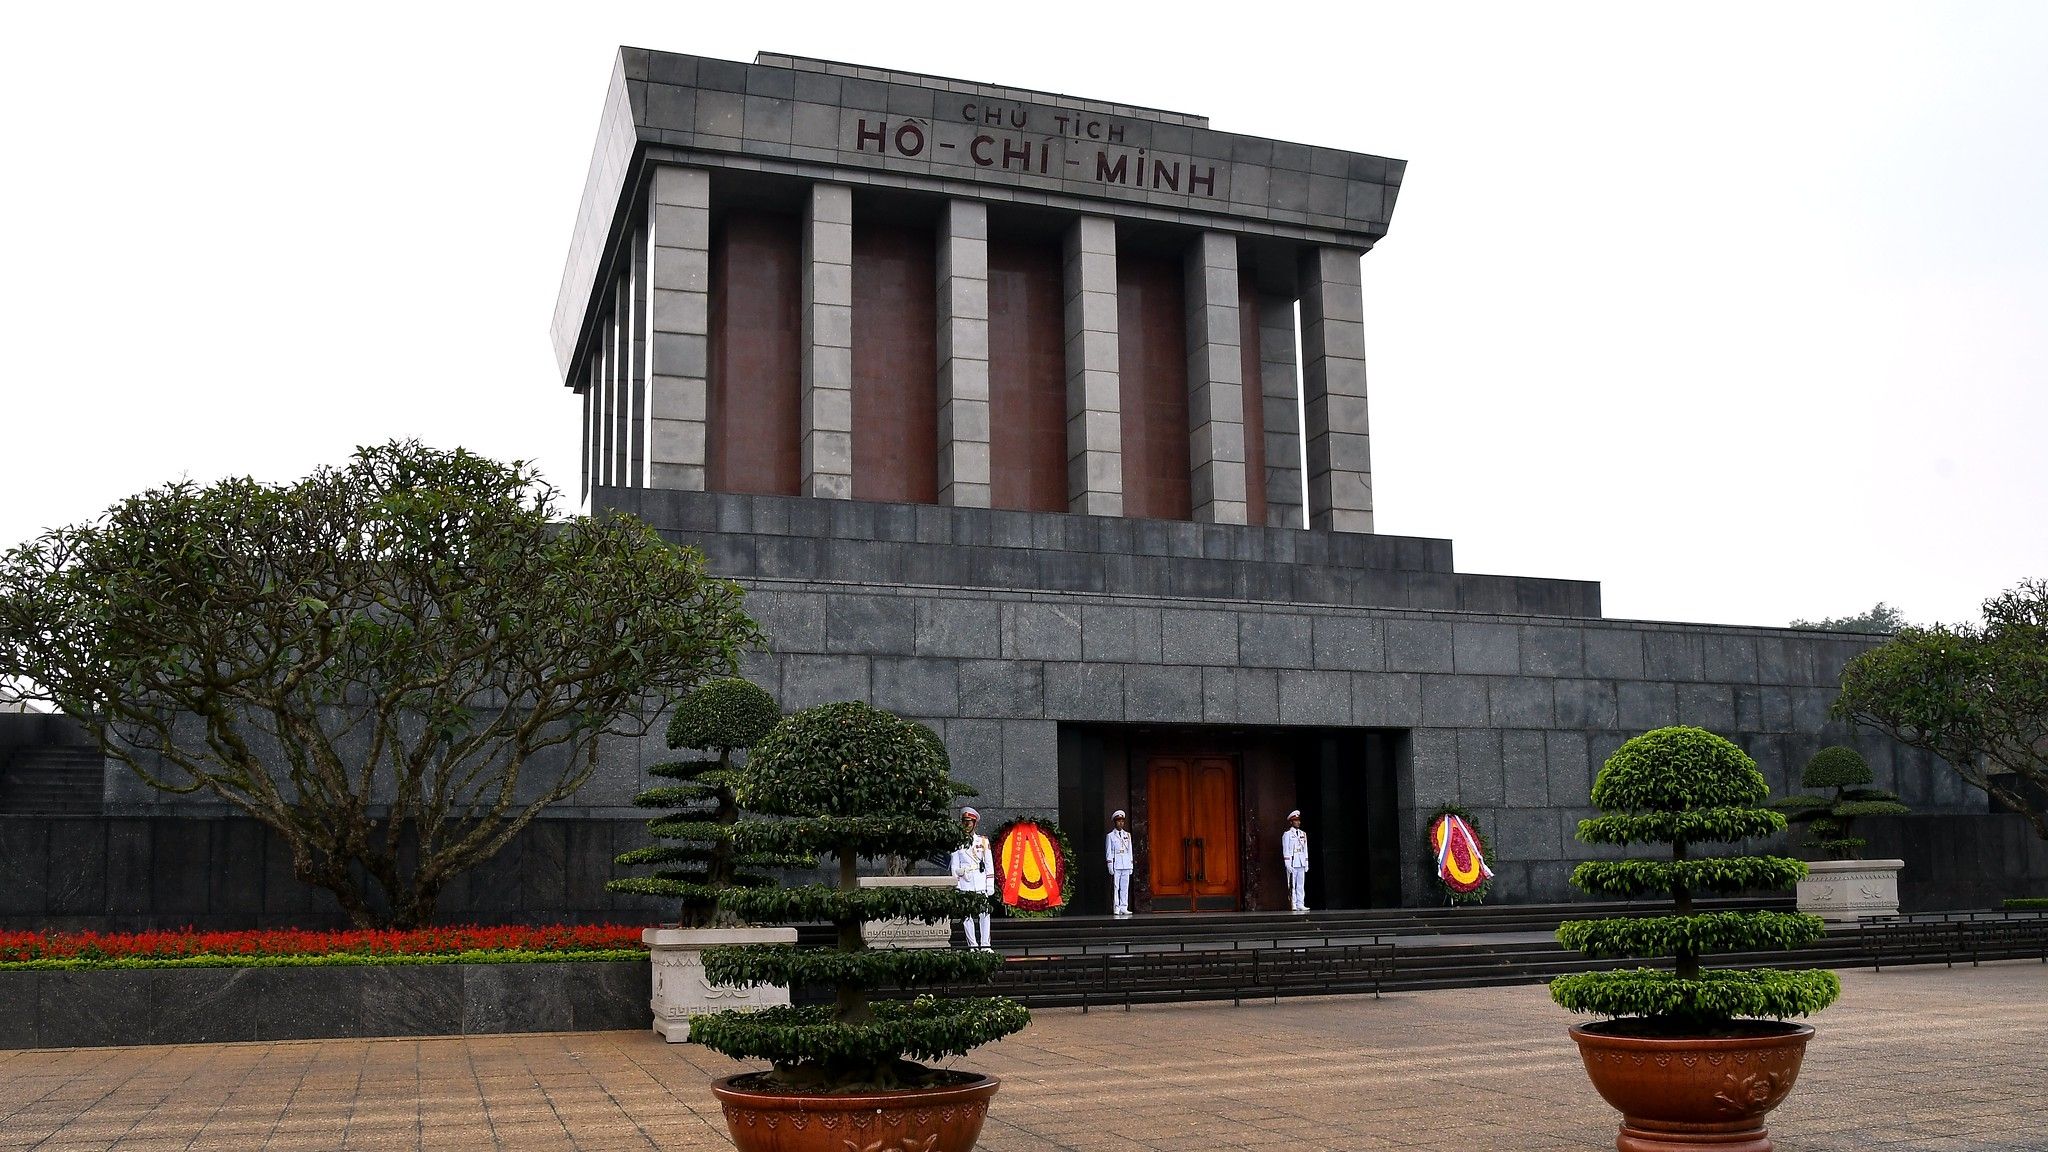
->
[[2003, 897, 2048, 910], [689, 997, 1031, 1068], [702, 944, 1003, 989], [1576, 807, 1786, 847], [1551, 968, 1842, 1026], [1557, 912, 1826, 958], [1569, 856, 1808, 898]]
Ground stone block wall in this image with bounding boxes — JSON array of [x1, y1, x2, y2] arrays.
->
[[591, 488, 1982, 907]]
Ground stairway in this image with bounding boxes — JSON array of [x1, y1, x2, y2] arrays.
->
[[845, 899, 1961, 1007]]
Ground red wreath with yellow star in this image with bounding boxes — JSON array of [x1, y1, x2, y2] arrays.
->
[[989, 817, 1074, 917]]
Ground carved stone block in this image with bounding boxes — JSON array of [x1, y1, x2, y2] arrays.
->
[[642, 926, 798, 1042], [1796, 858, 1904, 923], [857, 875, 956, 949]]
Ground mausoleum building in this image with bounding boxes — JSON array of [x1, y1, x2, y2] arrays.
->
[[549, 49, 1971, 914]]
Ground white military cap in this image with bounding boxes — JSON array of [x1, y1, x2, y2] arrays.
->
[[962, 806, 980, 819], [1287, 809, 1302, 820], [1111, 809, 1127, 819]]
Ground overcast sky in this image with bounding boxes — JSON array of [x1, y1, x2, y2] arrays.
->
[[4, 2, 2043, 629]]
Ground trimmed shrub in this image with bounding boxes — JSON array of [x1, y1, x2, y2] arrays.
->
[[607, 677, 791, 926], [2003, 897, 2048, 911], [1550, 726, 1840, 1032], [688, 701, 1029, 1091], [1771, 745, 1910, 859]]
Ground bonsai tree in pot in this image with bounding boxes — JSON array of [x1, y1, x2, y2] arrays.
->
[[1551, 726, 1840, 1152], [608, 676, 798, 1038], [1773, 746, 1910, 860], [1773, 746, 1911, 922], [690, 700, 1029, 1152]]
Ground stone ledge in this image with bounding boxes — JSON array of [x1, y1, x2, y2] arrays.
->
[[0, 960, 645, 1049], [595, 488, 1605, 619]]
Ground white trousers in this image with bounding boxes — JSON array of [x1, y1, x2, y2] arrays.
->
[[961, 909, 992, 948], [1286, 866, 1308, 911], [1111, 869, 1132, 914]]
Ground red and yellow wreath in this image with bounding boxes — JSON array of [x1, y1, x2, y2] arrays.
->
[[1426, 804, 1496, 904], [990, 817, 1074, 917]]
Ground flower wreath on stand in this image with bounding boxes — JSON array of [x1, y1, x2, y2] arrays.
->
[[1425, 803, 1495, 905], [987, 816, 1075, 918]]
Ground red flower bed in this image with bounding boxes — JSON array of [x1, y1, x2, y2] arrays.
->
[[0, 923, 648, 963]]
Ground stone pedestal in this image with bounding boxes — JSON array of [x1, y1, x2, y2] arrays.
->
[[858, 875, 956, 949], [643, 926, 798, 1042], [1796, 859, 1905, 923]]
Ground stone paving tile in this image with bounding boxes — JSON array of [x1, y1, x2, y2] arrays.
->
[[0, 961, 2043, 1150]]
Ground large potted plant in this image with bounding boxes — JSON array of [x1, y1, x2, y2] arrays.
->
[[608, 676, 796, 1039], [1773, 745, 1910, 922], [1551, 726, 1840, 1152], [691, 700, 1030, 1152]]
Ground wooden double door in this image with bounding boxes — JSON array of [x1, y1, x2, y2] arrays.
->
[[1146, 755, 1240, 912]]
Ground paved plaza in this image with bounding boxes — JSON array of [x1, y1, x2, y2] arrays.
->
[[1, 961, 2042, 1151]]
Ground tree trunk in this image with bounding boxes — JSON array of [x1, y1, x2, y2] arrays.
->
[[834, 845, 870, 1024], [1671, 835, 1698, 982]]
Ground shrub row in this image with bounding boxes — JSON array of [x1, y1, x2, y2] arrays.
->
[[0, 924, 647, 966]]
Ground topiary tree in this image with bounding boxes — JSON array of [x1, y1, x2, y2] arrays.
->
[[1550, 726, 1840, 1034], [1771, 746, 1910, 860], [607, 677, 788, 926], [687, 701, 1029, 1091]]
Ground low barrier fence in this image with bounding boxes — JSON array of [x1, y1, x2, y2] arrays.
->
[[1860, 911, 2048, 970]]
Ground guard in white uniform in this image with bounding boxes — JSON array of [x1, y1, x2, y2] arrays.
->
[[950, 806, 995, 948], [1282, 809, 1310, 913], [1105, 810, 1134, 916]]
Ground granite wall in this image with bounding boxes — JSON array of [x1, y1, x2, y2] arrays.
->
[[0, 960, 646, 1049], [587, 488, 1986, 907]]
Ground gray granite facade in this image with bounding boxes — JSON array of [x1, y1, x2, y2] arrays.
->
[[586, 488, 1975, 908]]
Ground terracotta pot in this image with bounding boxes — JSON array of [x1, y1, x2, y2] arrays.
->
[[1569, 1023, 1814, 1152], [710, 1073, 999, 1152]]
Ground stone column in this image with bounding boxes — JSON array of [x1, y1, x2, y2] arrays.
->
[[1183, 233, 1248, 525], [646, 166, 711, 491], [580, 369, 594, 504], [1298, 247, 1374, 533], [802, 184, 856, 499], [1062, 216, 1122, 517], [627, 224, 648, 488], [936, 200, 991, 508], [1258, 296, 1304, 529], [611, 271, 631, 488], [597, 316, 616, 489]]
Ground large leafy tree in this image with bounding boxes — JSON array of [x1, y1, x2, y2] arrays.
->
[[1833, 579, 2048, 839], [0, 442, 760, 927], [1790, 601, 1910, 634]]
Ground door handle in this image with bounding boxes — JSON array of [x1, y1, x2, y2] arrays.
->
[[1194, 837, 1206, 882], [1181, 838, 1192, 882]]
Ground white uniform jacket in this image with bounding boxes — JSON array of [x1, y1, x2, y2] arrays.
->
[[1281, 826, 1309, 871], [1105, 828, 1134, 872], [951, 834, 995, 895]]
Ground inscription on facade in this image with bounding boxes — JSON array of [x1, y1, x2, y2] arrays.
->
[[849, 100, 1219, 198]]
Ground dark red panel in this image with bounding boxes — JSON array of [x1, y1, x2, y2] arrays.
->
[[1117, 252, 1192, 521], [853, 221, 938, 504], [1238, 278, 1268, 526], [987, 237, 1068, 512], [708, 211, 801, 495]]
